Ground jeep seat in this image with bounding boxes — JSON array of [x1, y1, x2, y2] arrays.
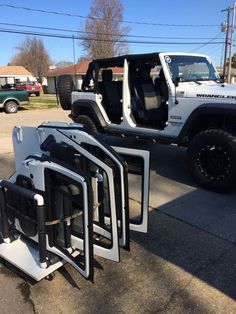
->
[[154, 69, 168, 102], [98, 69, 122, 122], [133, 66, 166, 123]]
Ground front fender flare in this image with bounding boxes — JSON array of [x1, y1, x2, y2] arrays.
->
[[177, 102, 236, 143]]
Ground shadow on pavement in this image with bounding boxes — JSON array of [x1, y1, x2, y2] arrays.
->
[[0, 154, 14, 179], [103, 136, 197, 187], [64, 207, 236, 313], [18, 107, 29, 111], [131, 208, 236, 302], [149, 143, 197, 188]]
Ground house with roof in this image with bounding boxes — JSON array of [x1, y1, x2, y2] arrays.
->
[[0, 66, 37, 87], [46, 60, 124, 93], [46, 60, 90, 93]]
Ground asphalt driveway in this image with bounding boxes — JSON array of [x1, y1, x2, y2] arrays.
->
[[0, 108, 236, 314]]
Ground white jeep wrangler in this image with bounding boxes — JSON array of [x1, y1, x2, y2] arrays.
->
[[57, 52, 236, 192]]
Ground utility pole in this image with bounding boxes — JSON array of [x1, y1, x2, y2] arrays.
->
[[222, 6, 231, 78], [228, 1, 236, 83]]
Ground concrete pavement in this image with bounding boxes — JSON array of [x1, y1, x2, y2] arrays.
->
[[0, 109, 236, 314], [0, 108, 70, 153]]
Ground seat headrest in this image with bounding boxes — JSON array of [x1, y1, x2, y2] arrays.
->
[[102, 69, 113, 81], [159, 69, 165, 80], [138, 66, 151, 78]]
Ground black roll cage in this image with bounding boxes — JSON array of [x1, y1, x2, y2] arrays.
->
[[81, 52, 161, 92]]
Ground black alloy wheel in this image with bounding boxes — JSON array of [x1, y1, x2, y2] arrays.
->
[[187, 129, 236, 192]]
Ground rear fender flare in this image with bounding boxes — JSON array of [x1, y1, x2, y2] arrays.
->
[[71, 100, 107, 128]]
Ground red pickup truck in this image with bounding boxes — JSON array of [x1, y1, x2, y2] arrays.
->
[[16, 82, 41, 96]]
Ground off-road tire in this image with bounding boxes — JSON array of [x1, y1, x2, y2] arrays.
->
[[57, 75, 75, 110], [75, 115, 98, 133], [187, 129, 236, 192], [4, 101, 18, 114]]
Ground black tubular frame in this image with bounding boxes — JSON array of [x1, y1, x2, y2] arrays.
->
[[39, 129, 130, 250], [0, 188, 9, 239], [78, 140, 130, 249], [43, 166, 94, 280], [0, 180, 47, 267]]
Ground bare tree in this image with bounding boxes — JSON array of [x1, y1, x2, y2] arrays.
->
[[10, 36, 52, 82], [54, 60, 74, 69], [81, 0, 129, 59]]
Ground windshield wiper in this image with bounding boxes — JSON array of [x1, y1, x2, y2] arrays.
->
[[182, 80, 201, 85]]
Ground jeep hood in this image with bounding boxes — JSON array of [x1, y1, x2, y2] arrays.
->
[[179, 82, 236, 102]]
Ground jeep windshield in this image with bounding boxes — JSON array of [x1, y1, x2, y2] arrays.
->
[[164, 55, 219, 83]]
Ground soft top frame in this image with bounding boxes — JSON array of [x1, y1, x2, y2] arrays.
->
[[82, 52, 161, 91]]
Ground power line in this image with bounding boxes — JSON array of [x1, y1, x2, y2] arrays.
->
[[0, 27, 225, 45], [193, 43, 224, 56], [190, 32, 224, 52], [0, 4, 220, 28], [0, 22, 222, 40]]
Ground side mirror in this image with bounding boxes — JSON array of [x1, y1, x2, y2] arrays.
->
[[220, 75, 225, 83], [173, 76, 180, 87]]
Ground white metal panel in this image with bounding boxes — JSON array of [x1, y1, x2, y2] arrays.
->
[[10, 160, 92, 279], [112, 146, 150, 233], [12, 125, 122, 261], [0, 238, 64, 281]]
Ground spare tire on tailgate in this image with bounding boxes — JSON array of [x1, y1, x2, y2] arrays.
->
[[57, 75, 75, 110]]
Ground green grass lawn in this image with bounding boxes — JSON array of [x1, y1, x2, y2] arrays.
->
[[23, 94, 60, 110]]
